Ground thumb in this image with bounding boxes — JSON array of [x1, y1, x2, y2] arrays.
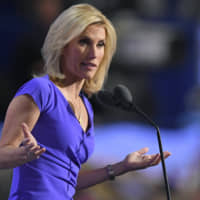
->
[[21, 122, 31, 138], [138, 147, 149, 155]]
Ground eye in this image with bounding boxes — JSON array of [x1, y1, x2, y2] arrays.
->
[[97, 40, 105, 47], [79, 38, 90, 46]]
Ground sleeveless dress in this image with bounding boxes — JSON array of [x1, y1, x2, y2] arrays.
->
[[8, 75, 95, 200]]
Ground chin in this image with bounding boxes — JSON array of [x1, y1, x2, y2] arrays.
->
[[82, 73, 96, 80]]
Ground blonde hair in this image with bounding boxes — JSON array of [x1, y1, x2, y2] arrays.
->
[[41, 3, 117, 95]]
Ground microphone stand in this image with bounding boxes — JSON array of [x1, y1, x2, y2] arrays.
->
[[128, 104, 172, 200], [95, 86, 171, 200]]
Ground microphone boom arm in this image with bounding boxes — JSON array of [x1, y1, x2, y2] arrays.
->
[[129, 104, 171, 200]]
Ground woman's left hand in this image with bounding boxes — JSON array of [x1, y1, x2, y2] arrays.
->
[[123, 147, 171, 172]]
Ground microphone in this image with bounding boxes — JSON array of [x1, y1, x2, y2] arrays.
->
[[96, 84, 171, 200], [96, 84, 133, 110]]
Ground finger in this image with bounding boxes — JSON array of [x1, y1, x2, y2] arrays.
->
[[24, 143, 35, 150], [151, 152, 171, 166], [35, 147, 46, 155], [21, 122, 31, 138], [25, 147, 46, 161], [29, 145, 45, 154], [34, 148, 46, 158], [137, 147, 149, 155], [163, 151, 171, 158], [20, 138, 31, 146], [149, 154, 161, 165], [25, 144, 41, 153], [145, 154, 158, 163], [157, 152, 171, 159]]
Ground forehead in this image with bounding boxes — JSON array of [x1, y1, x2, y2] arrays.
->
[[80, 24, 106, 40]]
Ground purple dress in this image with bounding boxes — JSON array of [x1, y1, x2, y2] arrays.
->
[[8, 75, 95, 200]]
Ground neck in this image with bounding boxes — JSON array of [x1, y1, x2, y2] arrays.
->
[[50, 76, 85, 99]]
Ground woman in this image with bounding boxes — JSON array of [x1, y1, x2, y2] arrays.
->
[[0, 3, 171, 200]]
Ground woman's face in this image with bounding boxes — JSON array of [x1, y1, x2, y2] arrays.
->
[[61, 24, 106, 82]]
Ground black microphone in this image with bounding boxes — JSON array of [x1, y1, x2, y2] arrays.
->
[[96, 84, 133, 110], [96, 84, 171, 200]]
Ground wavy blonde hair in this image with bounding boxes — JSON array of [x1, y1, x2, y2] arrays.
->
[[41, 3, 117, 96]]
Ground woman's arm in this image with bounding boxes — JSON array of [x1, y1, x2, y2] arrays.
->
[[76, 147, 171, 190], [0, 95, 45, 168]]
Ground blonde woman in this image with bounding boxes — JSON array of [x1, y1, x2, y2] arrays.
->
[[0, 4, 170, 200]]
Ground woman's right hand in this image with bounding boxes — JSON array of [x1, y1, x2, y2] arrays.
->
[[0, 95, 44, 168], [18, 122, 46, 163]]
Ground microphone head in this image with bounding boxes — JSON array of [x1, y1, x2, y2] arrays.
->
[[113, 84, 133, 109], [95, 84, 133, 110]]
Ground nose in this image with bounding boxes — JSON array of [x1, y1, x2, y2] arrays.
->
[[87, 45, 97, 59]]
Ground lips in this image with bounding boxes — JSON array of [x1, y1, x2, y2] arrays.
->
[[81, 62, 97, 67]]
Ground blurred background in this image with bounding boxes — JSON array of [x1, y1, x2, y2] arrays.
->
[[1, 0, 200, 199]]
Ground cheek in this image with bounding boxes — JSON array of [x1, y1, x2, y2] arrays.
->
[[73, 48, 83, 60], [68, 48, 82, 65], [98, 50, 105, 62]]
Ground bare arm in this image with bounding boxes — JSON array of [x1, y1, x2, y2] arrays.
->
[[76, 147, 171, 190], [0, 95, 45, 168]]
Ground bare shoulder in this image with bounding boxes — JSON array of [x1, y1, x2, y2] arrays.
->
[[0, 95, 40, 147]]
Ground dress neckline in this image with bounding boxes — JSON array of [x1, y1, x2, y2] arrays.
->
[[46, 75, 91, 134]]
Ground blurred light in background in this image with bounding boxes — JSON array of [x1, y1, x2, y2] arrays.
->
[[90, 121, 200, 181], [1, 0, 200, 199]]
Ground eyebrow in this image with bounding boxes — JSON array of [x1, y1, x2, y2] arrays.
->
[[79, 35, 106, 42]]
